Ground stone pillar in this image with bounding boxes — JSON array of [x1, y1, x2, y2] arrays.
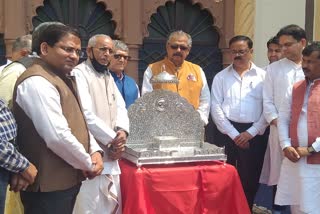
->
[[222, 0, 235, 66], [4, 0, 28, 58], [234, 0, 255, 39], [122, 0, 144, 82]]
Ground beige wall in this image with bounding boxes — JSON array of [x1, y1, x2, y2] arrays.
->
[[315, 0, 320, 40], [254, 0, 306, 67]]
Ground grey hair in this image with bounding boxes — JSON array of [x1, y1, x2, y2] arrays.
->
[[12, 34, 32, 52], [88, 34, 112, 47], [167, 30, 192, 47], [113, 40, 129, 53], [32, 21, 65, 53]]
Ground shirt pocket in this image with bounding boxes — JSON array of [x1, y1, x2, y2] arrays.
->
[[248, 80, 263, 100]]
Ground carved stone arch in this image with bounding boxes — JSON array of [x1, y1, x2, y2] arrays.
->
[[26, 0, 45, 32], [139, 0, 223, 87], [28, 0, 119, 38], [142, 0, 224, 40], [142, 0, 174, 38], [30, 0, 117, 61], [97, 0, 122, 36]]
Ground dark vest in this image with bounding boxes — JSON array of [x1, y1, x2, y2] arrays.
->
[[13, 58, 90, 192]]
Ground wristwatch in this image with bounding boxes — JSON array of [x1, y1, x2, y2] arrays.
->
[[307, 145, 316, 154]]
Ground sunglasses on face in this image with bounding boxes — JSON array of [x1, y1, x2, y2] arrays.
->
[[113, 54, 131, 60], [169, 44, 189, 51]]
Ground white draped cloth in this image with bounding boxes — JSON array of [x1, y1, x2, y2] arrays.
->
[[73, 175, 121, 214]]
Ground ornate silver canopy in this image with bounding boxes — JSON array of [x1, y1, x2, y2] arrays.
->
[[122, 89, 226, 167]]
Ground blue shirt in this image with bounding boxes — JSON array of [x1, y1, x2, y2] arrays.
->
[[110, 71, 139, 108], [0, 99, 29, 173]]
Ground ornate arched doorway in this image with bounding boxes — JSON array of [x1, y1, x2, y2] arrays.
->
[[139, 0, 223, 144], [32, 0, 116, 59], [138, 0, 223, 88]]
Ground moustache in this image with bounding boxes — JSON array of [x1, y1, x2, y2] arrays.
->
[[234, 56, 242, 60], [173, 52, 183, 57]]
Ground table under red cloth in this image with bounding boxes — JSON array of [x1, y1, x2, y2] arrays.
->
[[119, 160, 250, 214]]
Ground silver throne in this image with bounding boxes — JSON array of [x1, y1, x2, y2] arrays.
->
[[122, 70, 226, 166]]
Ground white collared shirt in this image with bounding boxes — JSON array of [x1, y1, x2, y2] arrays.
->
[[16, 76, 102, 171], [210, 63, 268, 140]]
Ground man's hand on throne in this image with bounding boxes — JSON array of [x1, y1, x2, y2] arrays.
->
[[107, 130, 127, 160]]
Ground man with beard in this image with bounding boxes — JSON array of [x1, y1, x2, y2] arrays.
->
[[261, 25, 306, 214], [72, 34, 129, 214], [211, 35, 268, 210], [141, 30, 210, 125], [12, 24, 104, 214], [276, 42, 320, 214]]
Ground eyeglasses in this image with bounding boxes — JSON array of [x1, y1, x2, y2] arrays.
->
[[57, 46, 83, 57], [169, 44, 189, 51], [113, 54, 131, 60], [230, 49, 250, 56], [94, 47, 114, 54]]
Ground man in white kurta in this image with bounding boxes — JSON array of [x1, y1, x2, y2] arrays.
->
[[259, 25, 307, 214], [260, 25, 306, 186], [72, 34, 129, 214], [276, 42, 320, 214], [262, 56, 304, 186]]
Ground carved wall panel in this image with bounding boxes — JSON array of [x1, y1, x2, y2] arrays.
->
[[234, 0, 255, 39], [315, 0, 320, 40]]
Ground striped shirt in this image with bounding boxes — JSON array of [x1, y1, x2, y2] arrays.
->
[[0, 99, 29, 173]]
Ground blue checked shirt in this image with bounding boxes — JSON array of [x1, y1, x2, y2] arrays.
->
[[0, 99, 29, 173]]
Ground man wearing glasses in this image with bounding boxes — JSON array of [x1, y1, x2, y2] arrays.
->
[[109, 40, 139, 109], [261, 25, 306, 214], [141, 30, 210, 125], [72, 34, 129, 214], [12, 24, 104, 214], [211, 35, 268, 210]]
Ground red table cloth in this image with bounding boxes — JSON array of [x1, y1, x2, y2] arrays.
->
[[119, 160, 250, 214]]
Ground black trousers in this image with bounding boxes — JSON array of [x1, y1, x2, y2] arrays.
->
[[215, 121, 268, 210], [20, 184, 81, 214]]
